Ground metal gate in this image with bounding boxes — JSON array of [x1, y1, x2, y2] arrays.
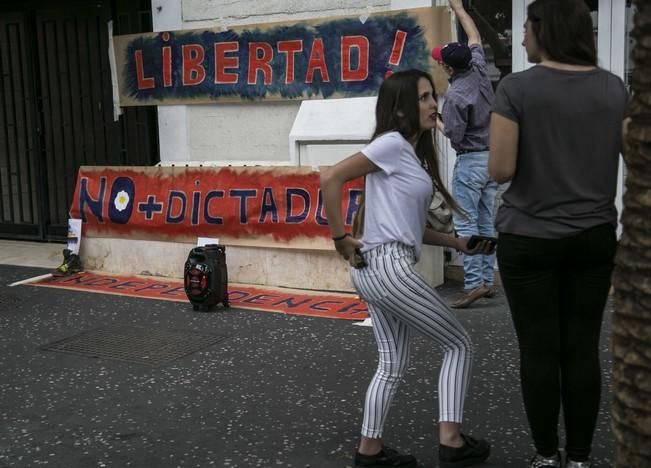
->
[[0, 11, 41, 239], [0, 0, 158, 241]]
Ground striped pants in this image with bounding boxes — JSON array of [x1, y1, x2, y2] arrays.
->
[[350, 242, 474, 438]]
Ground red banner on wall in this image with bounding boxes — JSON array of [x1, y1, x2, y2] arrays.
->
[[69, 166, 363, 249]]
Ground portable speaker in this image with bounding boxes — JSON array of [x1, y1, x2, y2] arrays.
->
[[183, 244, 229, 311]]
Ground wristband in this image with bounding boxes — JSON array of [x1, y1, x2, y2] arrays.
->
[[332, 233, 351, 241]]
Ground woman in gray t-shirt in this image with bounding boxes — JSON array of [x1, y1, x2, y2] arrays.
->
[[488, 1, 628, 468]]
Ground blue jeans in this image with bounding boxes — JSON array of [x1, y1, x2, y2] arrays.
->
[[451, 151, 498, 290]]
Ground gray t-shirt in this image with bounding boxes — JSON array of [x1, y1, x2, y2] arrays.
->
[[492, 65, 628, 238]]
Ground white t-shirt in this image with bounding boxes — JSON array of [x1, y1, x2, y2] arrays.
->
[[360, 132, 434, 261]]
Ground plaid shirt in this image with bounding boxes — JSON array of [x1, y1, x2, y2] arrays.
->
[[441, 44, 494, 153]]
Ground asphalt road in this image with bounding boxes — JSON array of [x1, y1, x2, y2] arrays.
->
[[0, 265, 615, 467]]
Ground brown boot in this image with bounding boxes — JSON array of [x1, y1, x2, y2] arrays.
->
[[451, 285, 489, 309]]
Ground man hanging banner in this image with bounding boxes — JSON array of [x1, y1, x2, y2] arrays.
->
[[113, 6, 451, 106], [69, 166, 363, 249]]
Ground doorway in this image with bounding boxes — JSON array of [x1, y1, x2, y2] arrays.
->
[[0, 0, 159, 241]]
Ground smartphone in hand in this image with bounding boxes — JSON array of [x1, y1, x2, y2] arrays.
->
[[352, 248, 368, 268], [466, 235, 498, 250]]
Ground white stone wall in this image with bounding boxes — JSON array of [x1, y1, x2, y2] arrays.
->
[[90, 0, 444, 292], [152, 0, 406, 165], [187, 102, 300, 163], [183, 0, 392, 26], [80, 238, 442, 291], [80, 238, 357, 290]]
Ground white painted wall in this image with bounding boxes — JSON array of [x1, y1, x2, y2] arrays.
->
[[153, 0, 394, 165], [187, 102, 300, 163], [391, 0, 432, 9], [93, 0, 632, 291], [184, 0, 392, 25], [85, 0, 446, 291], [80, 238, 357, 291], [289, 97, 376, 166]]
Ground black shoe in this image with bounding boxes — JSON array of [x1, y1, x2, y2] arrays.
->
[[565, 460, 591, 468], [53, 249, 82, 277], [438, 434, 490, 468], [354, 446, 418, 467], [529, 452, 561, 467]]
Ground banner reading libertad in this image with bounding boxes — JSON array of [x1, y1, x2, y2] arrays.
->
[[113, 6, 451, 106]]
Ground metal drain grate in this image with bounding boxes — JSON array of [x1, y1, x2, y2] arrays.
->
[[40, 324, 227, 367]]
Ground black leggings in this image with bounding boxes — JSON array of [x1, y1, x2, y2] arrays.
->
[[496, 223, 616, 461]]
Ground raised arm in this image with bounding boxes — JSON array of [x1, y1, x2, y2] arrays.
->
[[449, 0, 481, 46]]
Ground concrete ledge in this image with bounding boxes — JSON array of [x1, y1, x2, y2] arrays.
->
[[0, 240, 63, 269], [80, 238, 444, 292]]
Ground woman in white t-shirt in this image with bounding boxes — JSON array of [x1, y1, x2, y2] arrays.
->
[[320, 69, 493, 468]]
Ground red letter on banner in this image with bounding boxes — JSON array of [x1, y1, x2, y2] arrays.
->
[[306, 38, 330, 83], [135, 50, 155, 89], [247, 42, 273, 85], [388, 30, 407, 65], [277, 40, 303, 84], [341, 36, 369, 81], [182, 44, 206, 86], [162, 46, 172, 87], [214, 42, 239, 84]]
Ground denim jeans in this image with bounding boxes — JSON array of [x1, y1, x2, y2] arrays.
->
[[496, 223, 616, 461], [451, 151, 498, 290]]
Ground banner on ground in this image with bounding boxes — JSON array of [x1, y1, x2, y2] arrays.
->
[[69, 166, 363, 249], [113, 6, 451, 106], [35, 273, 369, 320]]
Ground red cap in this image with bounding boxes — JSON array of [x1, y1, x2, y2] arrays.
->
[[431, 46, 444, 62]]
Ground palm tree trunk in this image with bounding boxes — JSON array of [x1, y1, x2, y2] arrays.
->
[[611, 2, 651, 467]]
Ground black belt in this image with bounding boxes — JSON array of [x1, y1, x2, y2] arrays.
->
[[457, 148, 489, 155]]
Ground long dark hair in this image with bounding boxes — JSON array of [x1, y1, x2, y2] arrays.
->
[[371, 69, 459, 213], [528, 0, 597, 66]]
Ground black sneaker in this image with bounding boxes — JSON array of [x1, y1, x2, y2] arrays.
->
[[529, 452, 561, 467], [438, 434, 490, 468], [53, 249, 83, 277], [565, 460, 591, 468], [354, 446, 418, 467]]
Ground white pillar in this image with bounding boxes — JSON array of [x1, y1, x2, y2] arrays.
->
[[609, 0, 628, 234], [512, 0, 533, 73], [152, 0, 191, 164], [596, 0, 628, 234], [609, 0, 628, 80]]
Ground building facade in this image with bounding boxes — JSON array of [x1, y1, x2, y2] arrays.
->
[[0, 0, 636, 290]]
